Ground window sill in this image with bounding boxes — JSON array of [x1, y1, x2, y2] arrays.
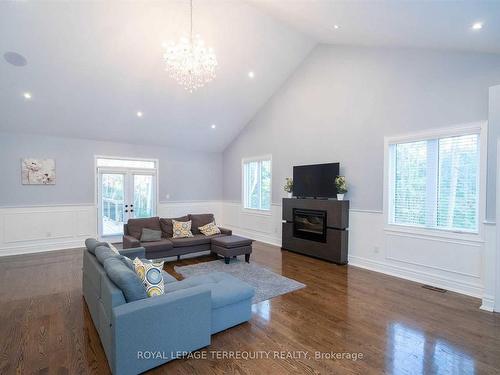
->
[[384, 224, 484, 244], [241, 207, 273, 216]]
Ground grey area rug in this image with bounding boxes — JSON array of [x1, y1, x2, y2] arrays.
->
[[175, 259, 306, 304]]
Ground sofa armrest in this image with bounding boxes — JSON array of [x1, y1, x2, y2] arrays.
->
[[218, 227, 232, 236], [111, 286, 211, 375], [119, 247, 145, 259], [123, 235, 140, 249]]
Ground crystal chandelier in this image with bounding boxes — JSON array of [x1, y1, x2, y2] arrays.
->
[[163, 0, 217, 92]]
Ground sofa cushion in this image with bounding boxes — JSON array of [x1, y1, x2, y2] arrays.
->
[[159, 215, 189, 238], [103, 257, 147, 302], [165, 272, 254, 309], [140, 228, 162, 242], [172, 220, 194, 238], [170, 234, 211, 248], [127, 217, 161, 240], [121, 255, 135, 270], [141, 239, 173, 252], [190, 214, 215, 234], [85, 238, 109, 255], [198, 221, 221, 236], [95, 245, 121, 265], [133, 258, 165, 297], [162, 271, 178, 284]]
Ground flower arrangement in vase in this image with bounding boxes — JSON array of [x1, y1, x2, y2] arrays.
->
[[284, 177, 293, 198], [335, 176, 347, 200]]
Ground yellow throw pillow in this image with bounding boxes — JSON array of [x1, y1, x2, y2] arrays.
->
[[133, 257, 165, 297], [172, 220, 194, 238], [198, 221, 221, 236]]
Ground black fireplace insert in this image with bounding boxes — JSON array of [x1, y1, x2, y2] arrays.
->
[[293, 208, 327, 243]]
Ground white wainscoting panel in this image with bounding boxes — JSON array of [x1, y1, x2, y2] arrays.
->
[[0, 201, 222, 257], [221, 201, 489, 301], [481, 221, 497, 311], [1, 200, 494, 307], [0, 205, 97, 256], [385, 233, 482, 278], [157, 200, 222, 222], [219, 202, 282, 246], [349, 213, 484, 298]]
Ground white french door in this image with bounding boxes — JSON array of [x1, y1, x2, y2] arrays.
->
[[96, 158, 157, 240]]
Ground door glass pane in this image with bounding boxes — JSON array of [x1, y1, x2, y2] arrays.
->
[[101, 174, 124, 236], [133, 174, 154, 218]]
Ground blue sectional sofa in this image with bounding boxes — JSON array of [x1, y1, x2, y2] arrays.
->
[[82, 239, 255, 375]]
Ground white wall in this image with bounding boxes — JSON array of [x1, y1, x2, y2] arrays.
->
[[1, 45, 498, 311], [221, 45, 500, 307], [223, 45, 500, 218], [0, 200, 223, 256], [0, 132, 223, 206], [0, 132, 224, 256]]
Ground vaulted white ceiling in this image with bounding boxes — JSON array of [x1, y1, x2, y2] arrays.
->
[[250, 0, 500, 54], [0, 1, 314, 152], [2, 1, 499, 152]]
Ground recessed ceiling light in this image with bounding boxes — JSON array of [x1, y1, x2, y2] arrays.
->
[[211, 124, 216, 129], [23, 92, 32, 99], [472, 22, 483, 30], [333, 25, 340, 29], [248, 71, 255, 79], [136, 111, 143, 118]]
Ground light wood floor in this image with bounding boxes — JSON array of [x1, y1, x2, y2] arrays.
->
[[1, 242, 499, 374]]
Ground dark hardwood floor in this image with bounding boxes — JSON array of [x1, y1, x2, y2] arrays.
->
[[1, 242, 499, 374]]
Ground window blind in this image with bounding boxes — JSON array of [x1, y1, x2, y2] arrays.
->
[[390, 133, 479, 232], [243, 158, 271, 210]]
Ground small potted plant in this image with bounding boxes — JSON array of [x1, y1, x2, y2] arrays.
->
[[335, 176, 347, 200], [284, 177, 293, 198]]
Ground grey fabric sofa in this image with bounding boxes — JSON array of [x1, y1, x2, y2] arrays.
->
[[83, 239, 255, 375], [122, 214, 232, 259]]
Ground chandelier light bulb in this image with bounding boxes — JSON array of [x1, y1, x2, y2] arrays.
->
[[163, 0, 217, 92]]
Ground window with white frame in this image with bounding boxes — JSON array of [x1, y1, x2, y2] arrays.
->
[[242, 156, 272, 211], [387, 128, 481, 233]]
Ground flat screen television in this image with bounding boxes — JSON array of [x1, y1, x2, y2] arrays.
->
[[293, 163, 340, 198]]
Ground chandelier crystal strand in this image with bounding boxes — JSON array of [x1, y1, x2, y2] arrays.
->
[[163, 0, 217, 92]]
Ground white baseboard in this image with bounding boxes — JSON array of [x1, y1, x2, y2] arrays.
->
[[480, 295, 495, 312], [0, 240, 88, 257], [348, 255, 483, 298], [0, 204, 97, 257]]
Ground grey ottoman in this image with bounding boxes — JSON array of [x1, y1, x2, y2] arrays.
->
[[211, 235, 253, 264]]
